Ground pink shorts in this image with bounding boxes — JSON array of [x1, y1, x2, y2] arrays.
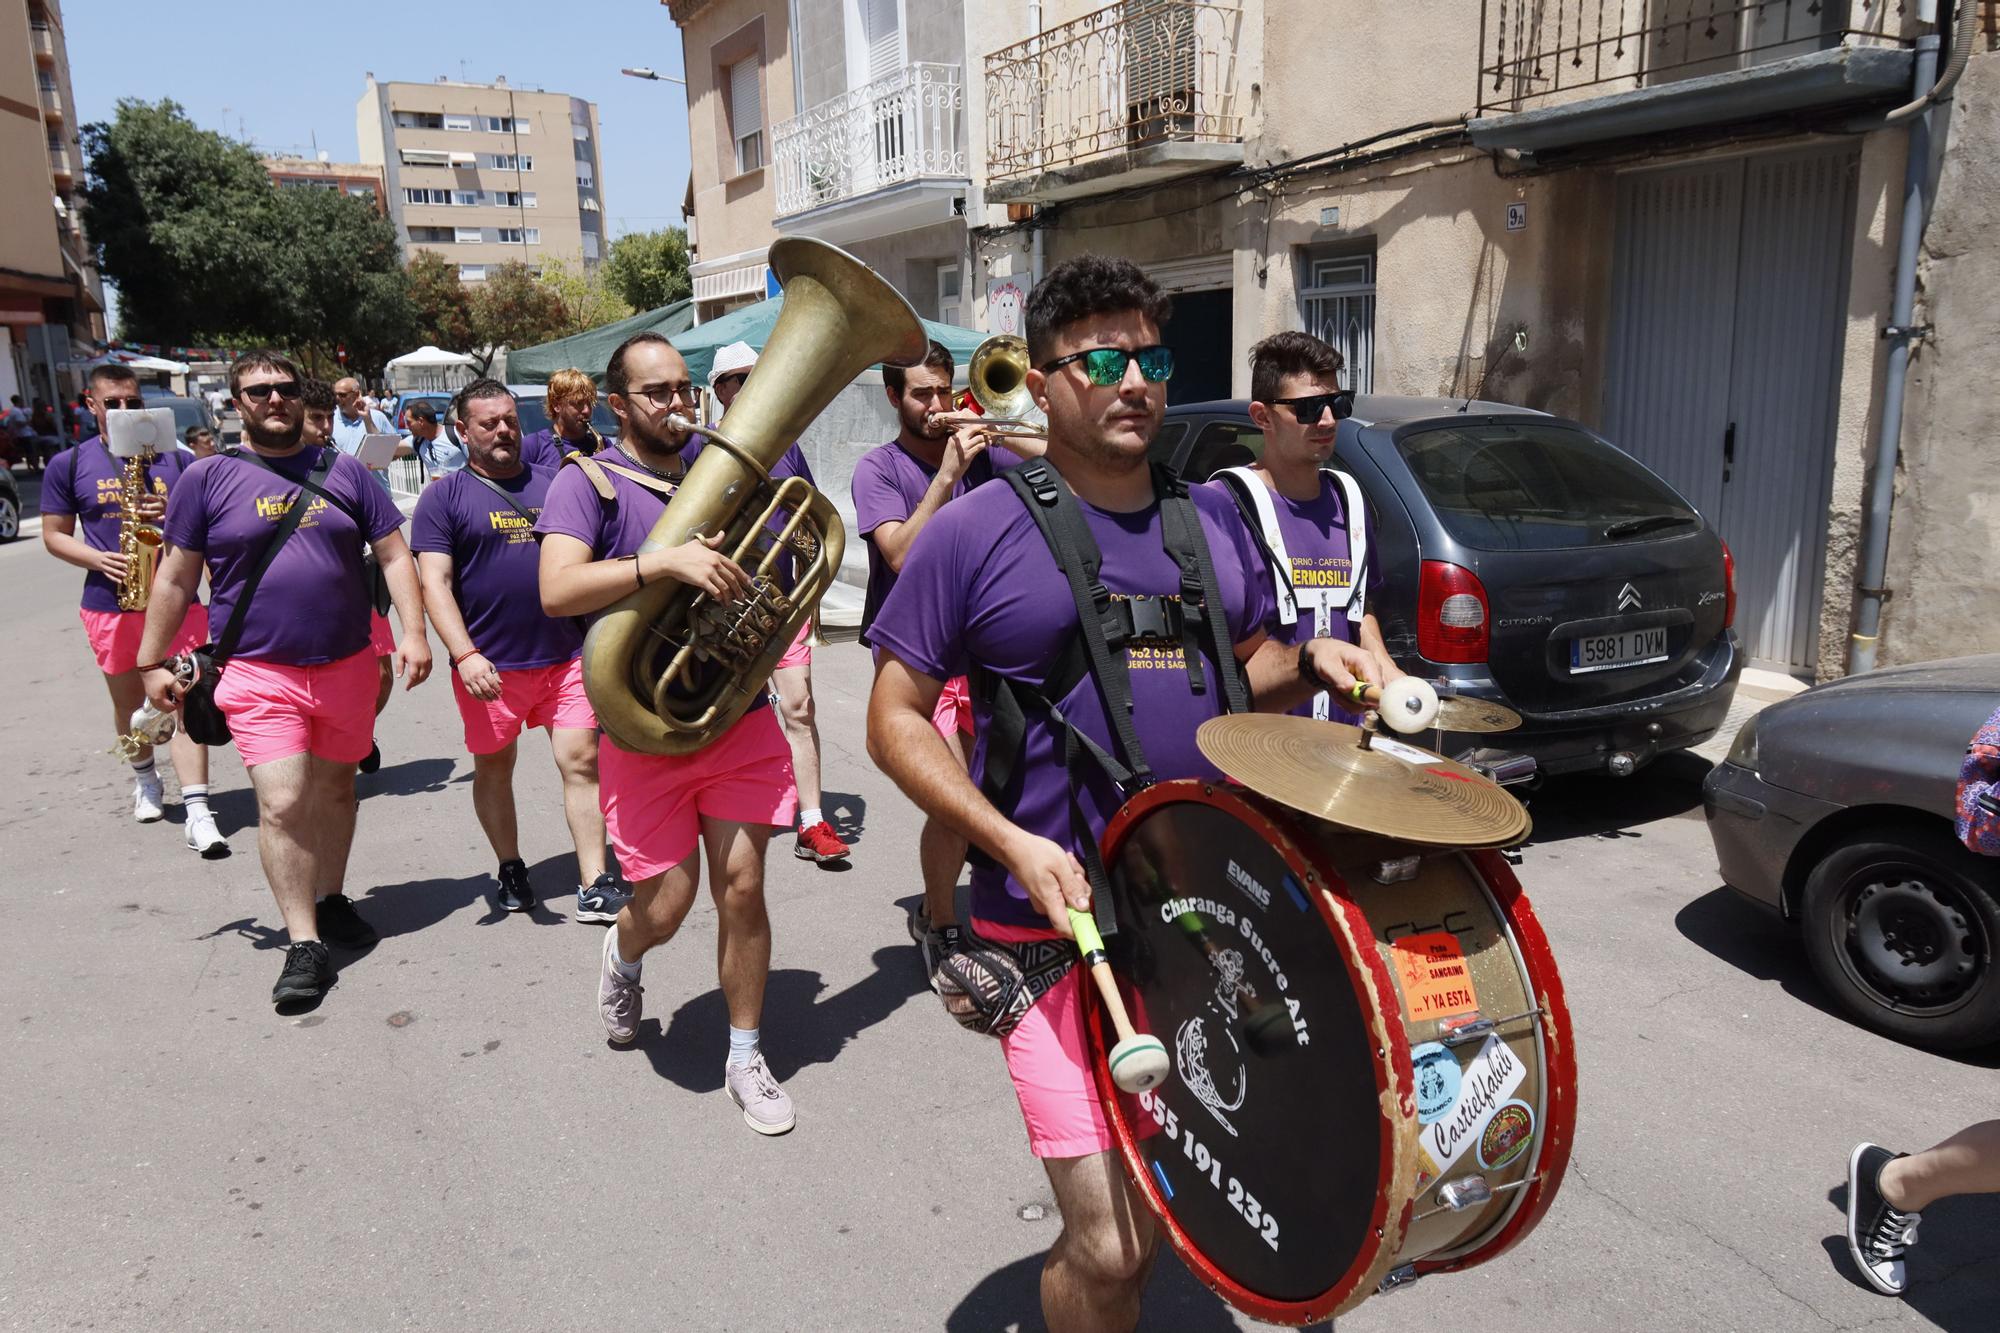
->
[[980, 919, 1117, 1159], [452, 656, 596, 755], [80, 604, 208, 676], [369, 611, 395, 656], [933, 673, 975, 739], [775, 620, 812, 671], [598, 706, 797, 881], [212, 648, 378, 767]]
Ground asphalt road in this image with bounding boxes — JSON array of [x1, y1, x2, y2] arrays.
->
[[1, 509, 1995, 1332]]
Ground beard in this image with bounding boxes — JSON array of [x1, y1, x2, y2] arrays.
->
[[900, 399, 947, 440], [621, 408, 690, 459], [245, 415, 304, 450], [1047, 401, 1157, 473]]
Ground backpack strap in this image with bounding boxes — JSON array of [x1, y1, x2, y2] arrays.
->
[[1216, 466, 1299, 628], [1156, 464, 1249, 715], [463, 467, 541, 540], [564, 451, 682, 501]]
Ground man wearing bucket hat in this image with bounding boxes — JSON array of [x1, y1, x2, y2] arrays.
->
[[709, 341, 850, 867]]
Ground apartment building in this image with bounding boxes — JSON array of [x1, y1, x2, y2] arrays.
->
[[262, 154, 387, 214], [671, 0, 1997, 679], [357, 75, 608, 282], [0, 0, 103, 410]]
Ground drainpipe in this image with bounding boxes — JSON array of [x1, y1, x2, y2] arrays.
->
[[1849, 27, 1943, 674], [1029, 0, 1045, 286]]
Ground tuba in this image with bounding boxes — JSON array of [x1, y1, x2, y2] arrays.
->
[[581, 238, 927, 755]]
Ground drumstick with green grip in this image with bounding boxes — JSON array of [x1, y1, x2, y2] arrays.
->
[[1069, 907, 1171, 1093]]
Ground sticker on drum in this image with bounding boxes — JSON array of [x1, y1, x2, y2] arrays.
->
[[1389, 931, 1480, 1024], [1418, 1033, 1525, 1181], [1478, 1100, 1536, 1172], [1410, 1042, 1460, 1124]]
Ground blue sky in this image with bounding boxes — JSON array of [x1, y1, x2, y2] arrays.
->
[[64, 0, 693, 321]]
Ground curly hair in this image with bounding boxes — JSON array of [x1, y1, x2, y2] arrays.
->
[[882, 340, 955, 396], [1024, 256, 1172, 366], [299, 377, 336, 413], [545, 367, 597, 418], [1249, 331, 1344, 404]]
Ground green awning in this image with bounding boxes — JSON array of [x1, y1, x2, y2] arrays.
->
[[669, 296, 986, 387], [504, 299, 697, 386]]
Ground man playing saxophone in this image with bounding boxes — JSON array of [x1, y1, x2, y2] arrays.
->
[[535, 332, 800, 1137], [40, 362, 225, 854]]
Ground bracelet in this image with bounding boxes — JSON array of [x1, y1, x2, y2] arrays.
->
[[625, 553, 645, 588], [137, 660, 167, 674], [451, 649, 482, 668], [1296, 640, 1328, 691]]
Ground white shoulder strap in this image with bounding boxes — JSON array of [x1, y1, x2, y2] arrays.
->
[[1328, 468, 1369, 624], [1218, 466, 1297, 627]]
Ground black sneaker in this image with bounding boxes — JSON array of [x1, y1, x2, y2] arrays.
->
[[358, 742, 381, 775], [316, 893, 380, 949], [575, 872, 630, 924], [921, 923, 963, 997], [1847, 1143, 1920, 1295], [495, 858, 535, 913], [273, 941, 335, 1005]]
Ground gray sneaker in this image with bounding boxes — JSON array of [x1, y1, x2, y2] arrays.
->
[[725, 1053, 795, 1136], [576, 872, 630, 924], [598, 929, 642, 1045]]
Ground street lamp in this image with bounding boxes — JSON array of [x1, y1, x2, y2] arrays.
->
[[620, 67, 687, 85]]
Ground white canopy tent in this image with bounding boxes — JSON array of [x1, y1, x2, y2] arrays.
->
[[384, 344, 476, 392]]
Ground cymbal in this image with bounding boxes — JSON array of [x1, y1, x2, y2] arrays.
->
[[1430, 695, 1523, 735], [1197, 714, 1531, 847]]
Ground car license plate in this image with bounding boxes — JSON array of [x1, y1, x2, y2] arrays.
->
[[1570, 627, 1668, 674]]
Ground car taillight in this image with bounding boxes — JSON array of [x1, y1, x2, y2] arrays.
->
[[1418, 560, 1489, 664], [1721, 541, 1737, 629]]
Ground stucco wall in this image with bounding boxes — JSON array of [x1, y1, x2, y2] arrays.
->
[[1880, 51, 2000, 668], [681, 0, 793, 267]]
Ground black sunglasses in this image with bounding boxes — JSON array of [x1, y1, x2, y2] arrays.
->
[[236, 381, 303, 403], [98, 396, 146, 410], [1268, 390, 1354, 425]]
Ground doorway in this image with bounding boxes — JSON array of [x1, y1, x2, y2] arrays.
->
[[1601, 145, 1857, 674], [1163, 287, 1232, 406]]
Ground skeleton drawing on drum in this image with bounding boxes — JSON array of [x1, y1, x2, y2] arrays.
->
[[1174, 945, 1253, 1137]]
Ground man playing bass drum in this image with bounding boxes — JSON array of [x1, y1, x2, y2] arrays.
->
[[865, 256, 1382, 1332]]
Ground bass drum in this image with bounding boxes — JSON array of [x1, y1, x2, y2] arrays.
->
[[1090, 779, 1576, 1325]]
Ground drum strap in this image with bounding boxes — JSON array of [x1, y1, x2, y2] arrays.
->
[[972, 459, 1248, 924]]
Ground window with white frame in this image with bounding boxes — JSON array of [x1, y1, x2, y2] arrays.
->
[[497, 227, 537, 244], [522, 192, 537, 208], [483, 153, 532, 170], [394, 111, 444, 130], [481, 115, 529, 133], [404, 187, 452, 205], [575, 162, 594, 187], [410, 226, 453, 243], [582, 233, 600, 261], [459, 264, 487, 280], [728, 57, 763, 175], [443, 113, 474, 131], [455, 226, 484, 244], [936, 260, 962, 326], [1297, 246, 1377, 394], [452, 190, 480, 206]]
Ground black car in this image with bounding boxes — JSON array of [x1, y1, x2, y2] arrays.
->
[[0, 467, 19, 542], [1704, 656, 2000, 1049], [1155, 397, 1741, 780]]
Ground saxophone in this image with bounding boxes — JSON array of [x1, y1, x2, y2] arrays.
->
[[115, 449, 165, 612]]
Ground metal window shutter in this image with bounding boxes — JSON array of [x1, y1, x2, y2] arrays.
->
[[865, 0, 900, 82], [730, 58, 761, 137]]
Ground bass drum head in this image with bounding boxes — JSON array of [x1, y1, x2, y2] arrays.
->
[[1095, 781, 1402, 1325]]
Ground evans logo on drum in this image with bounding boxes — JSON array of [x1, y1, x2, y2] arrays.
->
[[1225, 859, 1272, 909]]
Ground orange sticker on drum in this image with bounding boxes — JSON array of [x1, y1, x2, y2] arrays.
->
[[1390, 932, 1480, 1023]]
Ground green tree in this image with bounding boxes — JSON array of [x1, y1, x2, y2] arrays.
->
[[538, 256, 632, 336], [407, 250, 474, 351], [602, 228, 691, 312], [79, 99, 276, 343], [467, 261, 567, 372], [264, 185, 414, 377]]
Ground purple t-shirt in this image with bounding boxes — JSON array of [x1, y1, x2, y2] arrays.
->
[[163, 446, 405, 665], [520, 426, 608, 473], [869, 479, 1277, 928], [42, 440, 191, 613], [532, 445, 773, 716], [1206, 472, 1380, 719], [851, 438, 1020, 636], [410, 465, 580, 671]]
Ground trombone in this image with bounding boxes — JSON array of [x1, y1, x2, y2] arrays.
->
[[927, 335, 1047, 440]]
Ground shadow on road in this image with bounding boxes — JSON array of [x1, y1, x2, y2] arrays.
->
[[359, 756, 459, 799], [821, 789, 867, 846], [637, 945, 926, 1091], [1821, 1184, 2000, 1331], [945, 1247, 1255, 1332], [1518, 750, 1713, 846], [1675, 887, 2000, 1070]]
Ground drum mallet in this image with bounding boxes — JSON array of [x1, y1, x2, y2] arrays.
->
[[1068, 907, 1171, 1093], [1347, 677, 1441, 734]]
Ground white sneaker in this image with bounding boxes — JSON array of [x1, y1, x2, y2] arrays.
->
[[132, 777, 165, 823], [184, 809, 227, 858]]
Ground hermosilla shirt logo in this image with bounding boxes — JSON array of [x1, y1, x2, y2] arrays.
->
[[488, 505, 541, 543], [254, 494, 334, 526], [1288, 554, 1354, 589]]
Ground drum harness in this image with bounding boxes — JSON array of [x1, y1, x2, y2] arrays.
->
[[1213, 465, 1371, 722]]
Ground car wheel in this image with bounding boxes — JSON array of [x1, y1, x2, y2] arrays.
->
[[0, 493, 18, 542], [1800, 829, 2000, 1050]]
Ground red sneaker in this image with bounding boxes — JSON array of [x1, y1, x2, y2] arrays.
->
[[794, 820, 850, 864]]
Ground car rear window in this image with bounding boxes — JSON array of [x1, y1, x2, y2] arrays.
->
[[1186, 421, 1263, 481], [1395, 421, 1698, 551]]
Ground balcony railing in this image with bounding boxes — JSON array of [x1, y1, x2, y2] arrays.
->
[[773, 63, 966, 218], [31, 25, 54, 60], [1477, 0, 1909, 115], [38, 81, 62, 119], [48, 147, 70, 177], [985, 0, 1242, 183]]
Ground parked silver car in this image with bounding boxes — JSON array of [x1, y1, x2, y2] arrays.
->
[[1702, 655, 2000, 1049]]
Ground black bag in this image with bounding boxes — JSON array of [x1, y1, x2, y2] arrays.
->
[[179, 450, 337, 747]]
